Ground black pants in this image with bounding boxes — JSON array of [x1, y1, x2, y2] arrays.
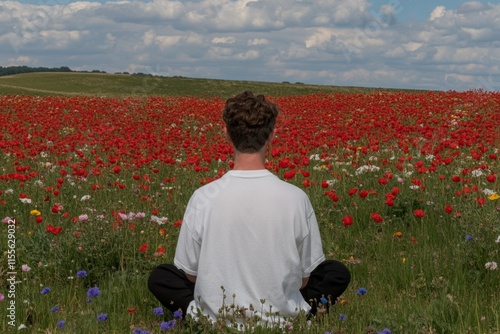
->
[[148, 260, 350, 316]]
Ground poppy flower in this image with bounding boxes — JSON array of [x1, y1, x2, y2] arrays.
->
[[413, 209, 425, 218], [370, 213, 384, 223], [139, 243, 148, 253], [348, 188, 358, 196], [342, 216, 353, 227], [486, 174, 496, 182], [359, 190, 369, 198]]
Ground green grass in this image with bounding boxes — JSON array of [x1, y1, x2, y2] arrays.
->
[[0, 72, 426, 98]]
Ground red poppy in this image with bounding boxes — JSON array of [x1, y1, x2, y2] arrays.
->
[[370, 213, 384, 223], [342, 216, 353, 227], [283, 170, 297, 180], [46, 224, 62, 235], [378, 178, 388, 185], [486, 174, 496, 183], [359, 190, 369, 198], [156, 245, 166, 255], [413, 209, 425, 218], [35, 216, 43, 224], [139, 243, 148, 253], [348, 188, 358, 196], [444, 205, 453, 214]]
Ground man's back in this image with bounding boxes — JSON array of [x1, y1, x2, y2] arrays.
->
[[174, 169, 325, 326]]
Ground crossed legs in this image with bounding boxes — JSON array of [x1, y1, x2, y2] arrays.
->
[[148, 260, 351, 316]]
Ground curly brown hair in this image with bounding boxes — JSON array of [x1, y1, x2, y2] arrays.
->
[[222, 91, 279, 153]]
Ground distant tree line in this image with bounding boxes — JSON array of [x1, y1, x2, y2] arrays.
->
[[0, 65, 175, 77], [0, 66, 73, 77]]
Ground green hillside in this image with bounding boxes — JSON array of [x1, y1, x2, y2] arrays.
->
[[0, 72, 423, 98]]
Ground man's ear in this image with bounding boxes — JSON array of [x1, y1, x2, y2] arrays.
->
[[267, 128, 276, 143]]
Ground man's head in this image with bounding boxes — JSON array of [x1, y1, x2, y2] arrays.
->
[[223, 91, 279, 153]]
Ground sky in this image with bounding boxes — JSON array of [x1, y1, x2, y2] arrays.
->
[[1, 0, 499, 91]]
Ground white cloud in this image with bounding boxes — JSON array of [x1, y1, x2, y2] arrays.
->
[[248, 38, 268, 46], [0, 0, 499, 91], [429, 6, 447, 20], [212, 36, 236, 44]]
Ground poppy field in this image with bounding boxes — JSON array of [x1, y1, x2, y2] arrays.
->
[[1, 90, 499, 333]]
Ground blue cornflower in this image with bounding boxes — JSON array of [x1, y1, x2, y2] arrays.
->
[[133, 329, 150, 334], [173, 309, 183, 319], [76, 270, 88, 278], [50, 306, 60, 313], [87, 287, 101, 301], [377, 328, 391, 334], [56, 320, 65, 329], [160, 320, 176, 331], [97, 313, 108, 321], [339, 314, 347, 321], [320, 297, 328, 304], [41, 287, 51, 295], [356, 287, 367, 296], [465, 235, 473, 241], [153, 306, 164, 316]]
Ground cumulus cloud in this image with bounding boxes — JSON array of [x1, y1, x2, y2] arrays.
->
[[0, 0, 499, 91]]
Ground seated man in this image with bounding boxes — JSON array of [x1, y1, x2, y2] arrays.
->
[[148, 91, 350, 328]]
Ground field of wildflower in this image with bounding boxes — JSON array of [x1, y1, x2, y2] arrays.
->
[[0, 90, 499, 334]]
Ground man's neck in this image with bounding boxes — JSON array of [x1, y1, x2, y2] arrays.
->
[[232, 149, 266, 170]]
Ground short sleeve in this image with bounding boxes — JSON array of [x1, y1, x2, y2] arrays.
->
[[173, 196, 201, 276], [297, 208, 325, 276]]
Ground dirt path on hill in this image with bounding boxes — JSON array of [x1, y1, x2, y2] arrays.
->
[[0, 83, 85, 96]]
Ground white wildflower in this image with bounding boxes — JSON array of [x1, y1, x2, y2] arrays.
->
[[326, 179, 337, 186], [80, 195, 91, 201], [485, 262, 498, 270], [150, 215, 168, 225], [19, 198, 32, 204], [471, 169, 483, 177], [355, 165, 380, 175], [496, 235, 500, 243], [5, 188, 14, 194], [482, 189, 495, 196], [425, 154, 435, 161], [410, 185, 420, 190]]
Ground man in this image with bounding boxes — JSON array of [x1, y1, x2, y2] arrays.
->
[[148, 91, 350, 328]]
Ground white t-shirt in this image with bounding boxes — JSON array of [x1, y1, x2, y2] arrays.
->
[[174, 169, 325, 328]]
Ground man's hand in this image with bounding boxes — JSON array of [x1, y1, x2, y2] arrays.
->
[[186, 273, 197, 283], [301, 277, 309, 289]]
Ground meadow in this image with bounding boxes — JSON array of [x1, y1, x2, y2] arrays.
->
[[0, 75, 499, 334]]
